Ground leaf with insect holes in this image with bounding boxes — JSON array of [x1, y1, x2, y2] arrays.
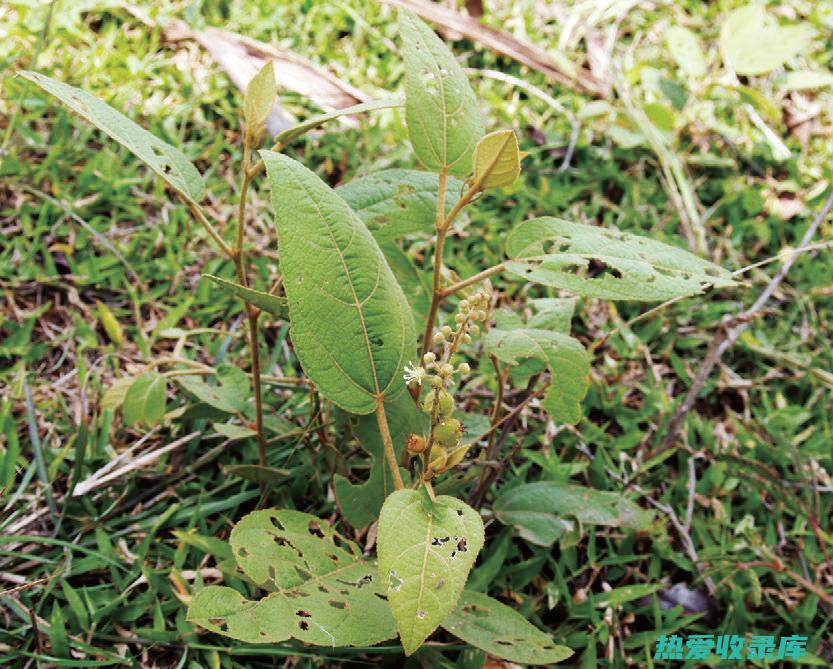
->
[[260, 151, 415, 414], [472, 129, 520, 189], [398, 10, 485, 177], [20, 71, 204, 203], [441, 590, 573, 664], [719, 5, 813, 76], [485, 328, 589, 425], [244, 61, 277, 131], [493, 481, 653, 546], [334, 392, 423, 527], [505, 218, 736, 301], [203, 274, 288, 319], [122, 371, 166, 428], [377, 489, 484, 655], [187, 509, 396, 646], [275, 97, 402, 146], [337, 169, 466, 242]]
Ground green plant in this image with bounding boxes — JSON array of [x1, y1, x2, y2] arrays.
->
[[21, 8, 737, 661]]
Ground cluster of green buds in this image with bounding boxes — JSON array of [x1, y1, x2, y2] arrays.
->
[[403, 291, 490, 481]]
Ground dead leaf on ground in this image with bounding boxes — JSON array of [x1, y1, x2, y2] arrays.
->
[[381, 0, 605, 97]]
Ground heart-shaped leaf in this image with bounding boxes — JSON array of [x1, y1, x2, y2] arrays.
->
[[484, 328, 589, 425], [398, 10, 484, 177], [505, 218, 736, 301], [20, 71, 204, 203], [442, 590, 573, 664], [719, 5, 813, 76], [188, 509, 396, 646], [377, 489, 484, 655], [337, 169, 466, 242], [260, 151, 415, 414], [493, 481, 653, 546]]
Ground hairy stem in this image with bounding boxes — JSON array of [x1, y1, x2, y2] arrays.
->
[[440, 263, 505, 298], [375, 395, 405, 491], [420, 168, 449, 357], [235, 143, 268, 468]]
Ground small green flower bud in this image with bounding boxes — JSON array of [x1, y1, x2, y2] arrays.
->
[[459, 299, 470, 311], [440, 363, 454, 377], [476, 310, 487, 321], [422, 389, 454, 417], [433, 332, 445, 344], [458, 362, 471, 375], [469, 324, 480, 336], [441, 325, 453, 336], [455, 313, 466, 324], [423, 352, 436, 364], [430, 376, 443, 389], [462, 334, 472, 344], [433, 418, 462, 448]]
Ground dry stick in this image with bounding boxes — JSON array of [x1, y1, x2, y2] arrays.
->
[[657, 189, 833, 454], [375, 395, 405, 491]]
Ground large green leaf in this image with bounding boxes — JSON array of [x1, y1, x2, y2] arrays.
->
[[377, 489, 484, 655], [334, 392, 423, 527], [337, 169, 466, 242], [441, 590, 573, 664], [719, 5, 813, 76], [203, 274, 288, 319], [260, 151, 416, 414], [275, 97, 402, 146], [398, 10, 484, 177], [505, 218, 736, 301], [379, 242, 431, 323], [122, 371, 166, 428], [493, 481, 653, 547], [188, 509, 396, 646], [485, 328, 589, 425], [20, 71, 204, 203]]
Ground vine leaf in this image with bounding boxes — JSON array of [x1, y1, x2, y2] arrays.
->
[[334, 392, 424, 527], [20, 71, 204, 203], [398, 10, 485, 177], [203, 274, 288, 318], [505, 217, 736, 301], [484, 328, 589, 425], [472, 129, 520, 189], [122, 371, 166, 428], [187, 509, 396, 646], [260, 151, 416, 414], [377, 489, 484, 655], [275, 97, 402, 147], [337, 169, 466, 242], [493, 481, 653, 546], [441, 590, 573, 664]]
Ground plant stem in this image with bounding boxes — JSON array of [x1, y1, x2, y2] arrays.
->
[[440, 263, 505, 298], [235, 143, 268, 468], [420, 168, 449, 358], [375, 395, 404, 491]]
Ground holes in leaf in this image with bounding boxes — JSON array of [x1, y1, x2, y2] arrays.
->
[[461, 604, 489, 617], [495, 640, 513, 646], [435, 579, 445, 590], [451, 537, 467, 559], [208, 617, 227, 630], [269, 515, 285, 531], [328, 600, 347, 609], [705, 267, 720, 277], [587, 259, 622, 280], [69, 95, 89, 112], [307, 521, 325, 538], [545, 240, 571, 254], [327, 553, 339, 562], [298, 620, 309, 631], [374, 592, 388, 601], [318, 585, 329, 594], [431, 536, 450, 547], [238, 546, 249, 557], [296, 610, 312, 618], [417, 610, 426, 620], [455, 509, 464, 517], [371, 336, 383, 347], [388, 569, 403, 592]]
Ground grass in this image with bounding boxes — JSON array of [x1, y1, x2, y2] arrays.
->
[[2, 0, 833, 666]]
